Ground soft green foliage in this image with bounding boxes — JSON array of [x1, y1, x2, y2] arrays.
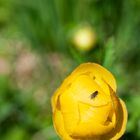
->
[[0, 0, 140, 139]]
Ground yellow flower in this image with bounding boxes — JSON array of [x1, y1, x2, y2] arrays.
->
[[52, 63, 127, 140], [73, 26, 96, 52]]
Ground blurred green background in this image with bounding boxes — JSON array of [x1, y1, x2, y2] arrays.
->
[[0, 0, 140, 139]]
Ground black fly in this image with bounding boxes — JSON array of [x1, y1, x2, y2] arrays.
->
[[90, 91, 98, 99]]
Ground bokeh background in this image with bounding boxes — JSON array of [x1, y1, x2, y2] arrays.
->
[[0, 0, 140, 139]]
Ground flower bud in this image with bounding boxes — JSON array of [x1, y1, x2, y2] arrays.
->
[[72, 26, 96, 52], [52, 63, 127, 140]]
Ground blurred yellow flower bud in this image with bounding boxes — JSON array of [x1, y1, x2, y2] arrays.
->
[[72, 26, 96, 52], [52, 63, 127, 140]]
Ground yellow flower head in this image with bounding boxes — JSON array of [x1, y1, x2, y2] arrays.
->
[[52, 63, 127, 140], [73, 26, 96, 52]]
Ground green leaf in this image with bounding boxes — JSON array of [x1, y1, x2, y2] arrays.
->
[[103, 37, 115, 70]]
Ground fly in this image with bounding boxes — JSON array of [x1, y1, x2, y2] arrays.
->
[[90, 91, 98, 99]]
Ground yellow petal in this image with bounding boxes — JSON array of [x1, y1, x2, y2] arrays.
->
[[72, 63, 117, 92], [102, 99, 128, 140], [53, 110, 73, 140]]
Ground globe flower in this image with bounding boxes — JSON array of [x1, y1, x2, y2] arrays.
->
[[72, 26, 96, 52], [52, 63, 127, 140]]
